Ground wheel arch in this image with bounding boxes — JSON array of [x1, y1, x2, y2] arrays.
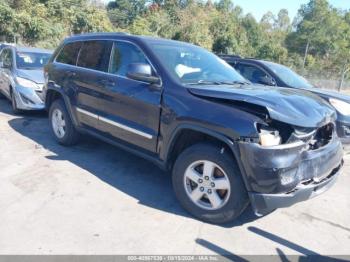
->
[[164, 125, 237, 167], [164, 124, 251, 191], [45, 88, 79, 127]]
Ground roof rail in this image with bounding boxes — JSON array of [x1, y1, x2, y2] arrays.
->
[[72, 32, 130, 37], [217, 54, 241, 59]]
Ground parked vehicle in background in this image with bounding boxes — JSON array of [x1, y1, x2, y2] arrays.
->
[[0, 45, 53, 113], [44, 33, 343, 224], [220, 55, 350, 148]]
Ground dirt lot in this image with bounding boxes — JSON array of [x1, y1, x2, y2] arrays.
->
[[0, 98, 349, 257]]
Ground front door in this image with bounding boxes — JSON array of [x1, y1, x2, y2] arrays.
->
[[98, 41, 162, 153]]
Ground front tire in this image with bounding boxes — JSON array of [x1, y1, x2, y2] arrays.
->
[[49, 99, 79, 146], [172, 143, 249, 224], [11, 91, 21, 114]]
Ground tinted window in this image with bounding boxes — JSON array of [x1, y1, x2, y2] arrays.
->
[[16, 52, 51, 69], [56, 42, 82, 65], [235, 63, 268, 84], [262, 61, 314, 89], [77, 41, 113, 72], [110, 42, 149, 76], [0, 49, 13, 68]]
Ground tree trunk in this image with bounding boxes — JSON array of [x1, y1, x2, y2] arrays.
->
[[302, 39, 310, 71]]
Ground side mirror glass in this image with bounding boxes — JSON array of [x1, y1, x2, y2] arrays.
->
[[259, 76, 276, 86], [0, 62, 3, 68], [126, 63, 160, 84]]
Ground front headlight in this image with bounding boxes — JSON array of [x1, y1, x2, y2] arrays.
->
[[329, 98, 350, 116], [15, 77, 39, 90], [259, 128, 282, 147]]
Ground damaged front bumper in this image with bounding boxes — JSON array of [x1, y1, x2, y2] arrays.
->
[[238, 136, 344, 216], [13, 84, 45, 110]]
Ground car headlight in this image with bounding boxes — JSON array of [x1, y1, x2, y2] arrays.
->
[[329, 98, 350, 116], [259, 128, 282, 147], [15, 77, 39, 90]]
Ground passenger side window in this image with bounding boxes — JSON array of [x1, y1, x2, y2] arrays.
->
[[110, 41, 150, 77], [236, 64, 268, 84], [56, 42, 82, 66], [77, 41, 113, 72]]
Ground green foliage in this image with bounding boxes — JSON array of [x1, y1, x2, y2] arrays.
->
[[0, 0, 113, 48], [0, 0, 349, 82]]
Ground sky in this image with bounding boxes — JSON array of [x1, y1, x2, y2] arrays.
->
[[103, 0, 350, 21], [230, 0, 350, 21]]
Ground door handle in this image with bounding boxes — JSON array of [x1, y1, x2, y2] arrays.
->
[[67, 71, 76, 77], [99, 79, 116, 87]]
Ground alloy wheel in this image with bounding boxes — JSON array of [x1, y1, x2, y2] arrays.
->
[[183, 160, 231, 210]]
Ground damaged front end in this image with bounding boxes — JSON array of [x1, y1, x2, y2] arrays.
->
[[188, 85, 344, 216], [239, 119, 343, 216]]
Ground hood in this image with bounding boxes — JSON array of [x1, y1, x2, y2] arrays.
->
[[16, 69, 45, 84], [188, 84, 336, 128], [302, 87, 350, 103]]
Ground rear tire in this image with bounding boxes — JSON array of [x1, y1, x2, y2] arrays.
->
[[49, 99, 79, 146], [172, 143, 249, 224]]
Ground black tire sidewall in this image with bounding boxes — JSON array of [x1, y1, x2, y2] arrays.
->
[[172, 143, 249, 224], [11, 92, 20, 114]]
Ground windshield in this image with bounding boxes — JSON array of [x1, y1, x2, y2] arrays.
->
[[16, 51, 52, 69], [150, 42, 247, 85], [263, 61, 313, 89]]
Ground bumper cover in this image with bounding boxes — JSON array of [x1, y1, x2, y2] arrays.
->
[[249, 162, 342, 216], [14, 84, 45, 110], [238, 136, 344, 216]]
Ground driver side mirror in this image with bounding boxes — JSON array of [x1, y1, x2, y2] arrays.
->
[[258, 76, 276, 86], [126, 63, 160, 85]]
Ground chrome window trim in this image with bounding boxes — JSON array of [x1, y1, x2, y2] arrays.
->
[[76, 107, 153, 140]]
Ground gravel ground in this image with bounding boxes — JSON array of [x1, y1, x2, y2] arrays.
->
[[0, 98, 349, 257]]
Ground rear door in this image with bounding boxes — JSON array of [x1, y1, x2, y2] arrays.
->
[[49, 41, 88, 125], [73, 40, 113, 132], [98, 41, 162, 152]]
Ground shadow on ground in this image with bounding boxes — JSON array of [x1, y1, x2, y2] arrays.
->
[[195, 227, 348, 261], [1, 99, 260, 226]]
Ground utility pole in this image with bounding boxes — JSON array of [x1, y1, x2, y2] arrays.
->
[[339, 66, 350, 91]]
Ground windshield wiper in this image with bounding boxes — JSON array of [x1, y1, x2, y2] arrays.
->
[[186, 80, 223, 85], [186, 80, 250, 86], [217, 80, 251, 85], [19, 67, 41, 70]]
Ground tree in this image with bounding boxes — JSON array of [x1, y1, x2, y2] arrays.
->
[[107, 0, 146, 28]]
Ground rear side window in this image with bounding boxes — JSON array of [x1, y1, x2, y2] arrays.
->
[[77, 41, 113, 72], [56, 42, 82, 65], [235, 63, 268, 84]]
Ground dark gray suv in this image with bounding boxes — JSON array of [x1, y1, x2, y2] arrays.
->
[[43, 33, 343, 224]]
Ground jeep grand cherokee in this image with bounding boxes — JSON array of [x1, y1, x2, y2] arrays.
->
[[43, 33, 343, 224]]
